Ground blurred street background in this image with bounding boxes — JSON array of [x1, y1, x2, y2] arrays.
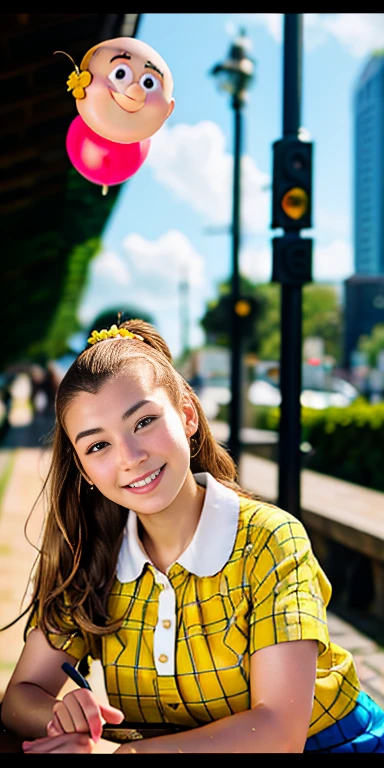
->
[[1, 12, 384, 712]]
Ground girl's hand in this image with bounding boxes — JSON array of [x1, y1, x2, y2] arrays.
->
[[22, 732, 95, 753], [45, 688, 124, 742], [22, 733, 119, 754]]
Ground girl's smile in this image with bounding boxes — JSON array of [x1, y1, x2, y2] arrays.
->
[[122, 463, 166, 493]]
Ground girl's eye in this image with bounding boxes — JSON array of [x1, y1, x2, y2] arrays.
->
[[135, 416, 156, 431], [108, 63, 134, 87], [86, 441, 108, 455], [139, 73, 161, 92]]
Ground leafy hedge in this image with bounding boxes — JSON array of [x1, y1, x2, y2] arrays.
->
[[259, 398, 384, 492]]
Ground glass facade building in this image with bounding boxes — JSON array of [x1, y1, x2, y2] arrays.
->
[[353, 51, 384, 275]]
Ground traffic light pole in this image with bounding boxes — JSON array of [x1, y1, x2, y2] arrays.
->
[[228, 95, 242, 467], [278, 14, 304, 519]]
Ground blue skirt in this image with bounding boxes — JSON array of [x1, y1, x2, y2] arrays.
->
[[304, 690, 384, 752]]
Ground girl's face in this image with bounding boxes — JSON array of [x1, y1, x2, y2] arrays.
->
[[65, 370, 198, 517]]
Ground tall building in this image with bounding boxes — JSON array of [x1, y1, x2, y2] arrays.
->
[[353, 50, 384, 275], [344, 51, 384, 367]]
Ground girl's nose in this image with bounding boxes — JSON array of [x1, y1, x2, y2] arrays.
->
[[125, 82, 146, 102], [118, 438, 148, 469]]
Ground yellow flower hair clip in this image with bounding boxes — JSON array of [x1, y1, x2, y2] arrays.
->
[[87, 324, 144, 345], [54, 50, 92, 100]]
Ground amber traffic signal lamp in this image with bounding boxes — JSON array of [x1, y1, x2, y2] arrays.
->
[[272, 136, 313, 230]]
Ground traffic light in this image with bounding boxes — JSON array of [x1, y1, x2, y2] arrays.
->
[[234, 296, 259, 338], [272, 236, 312, 285], [271, 136, 313, 230]]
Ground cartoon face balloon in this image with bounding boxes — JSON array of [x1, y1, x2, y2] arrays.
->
[[56, 37, 174, 192], [69, 36, 175, 144]]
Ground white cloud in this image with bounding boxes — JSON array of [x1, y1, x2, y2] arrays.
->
[[122, 229, 206, 287], [147, 121, 270, 234], [314, 208, 351, 239], [241, 242, 273, 283], [230, 13, 384, 58], [240, 237, 354, 284], [322, 13, 384, 58], [79, 230, 207, 331], [313, 239, 353, 282], [92, 250, 131, 285]]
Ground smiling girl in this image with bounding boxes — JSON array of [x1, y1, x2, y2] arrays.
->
[[1, 317, 383, 753]]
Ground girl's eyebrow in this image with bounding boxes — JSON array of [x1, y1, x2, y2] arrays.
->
[[75, 399, 151, 444]]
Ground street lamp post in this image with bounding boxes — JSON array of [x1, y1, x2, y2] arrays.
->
[[211, 29, 255, 466]]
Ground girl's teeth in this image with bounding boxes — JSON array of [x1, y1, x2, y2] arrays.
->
[[129, 468, 161, 488]]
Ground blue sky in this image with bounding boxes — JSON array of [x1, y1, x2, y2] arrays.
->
[[77, 13, 384, 358]]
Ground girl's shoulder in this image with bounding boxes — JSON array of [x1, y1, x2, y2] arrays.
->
[[237, 494, 310, 549]]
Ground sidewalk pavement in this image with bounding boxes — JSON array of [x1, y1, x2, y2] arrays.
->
[[1, 438, 384, 711]]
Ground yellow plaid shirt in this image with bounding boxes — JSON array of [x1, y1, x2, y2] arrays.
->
[[37, 472, 360, 737]]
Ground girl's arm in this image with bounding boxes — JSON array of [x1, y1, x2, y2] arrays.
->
[[1, 627, 122, 741], [1, 627, 78, 738], [116, 639, 318, 754]]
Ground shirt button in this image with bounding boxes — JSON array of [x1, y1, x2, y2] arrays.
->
[[162, 619, 171, 629], [158, 654, 168, 663]]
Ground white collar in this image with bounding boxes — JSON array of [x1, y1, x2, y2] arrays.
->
[[116, 472, 240, 582]]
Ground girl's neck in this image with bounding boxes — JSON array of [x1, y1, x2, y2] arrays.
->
[[137, 473, 206, 574]]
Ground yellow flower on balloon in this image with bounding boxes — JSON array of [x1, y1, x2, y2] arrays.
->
[[66, 69, 92, 99]]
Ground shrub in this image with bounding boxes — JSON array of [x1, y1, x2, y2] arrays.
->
[[216, 398, 384, 491], [265, 398, 384, 491]]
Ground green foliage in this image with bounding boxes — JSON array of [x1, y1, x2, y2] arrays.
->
[[302, 284, 343, 361], [358, 323, 384, 368], [200, 276, 266, 353], [261, 398, 384, 491], [251, 283, 281, 360], [44, 238, 103, 361], [0, 169, 122, 369], [200, 278, 342, 363]]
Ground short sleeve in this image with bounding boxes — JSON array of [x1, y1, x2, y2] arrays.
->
[[26, 606, 89, 661], [247, 506, 331, 656]]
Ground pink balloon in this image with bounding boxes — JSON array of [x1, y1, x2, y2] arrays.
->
[[66, 115, 150, 187]]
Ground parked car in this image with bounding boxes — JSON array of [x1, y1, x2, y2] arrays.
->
[[198, 376, 231, 420], [248, 376, 360, 409]]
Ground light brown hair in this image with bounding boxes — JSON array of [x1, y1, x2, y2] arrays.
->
[[22, 319, 257, 652]]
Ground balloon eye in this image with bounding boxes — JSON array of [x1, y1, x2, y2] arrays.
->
[[139, 73, 160, 92], [108, 63, 133, 87]]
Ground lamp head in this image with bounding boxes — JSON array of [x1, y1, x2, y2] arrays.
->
[[211, 28, 255, 105]]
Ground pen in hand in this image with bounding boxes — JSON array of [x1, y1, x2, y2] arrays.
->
[[61, 661, 129, 740], [62, 661, 92, 690]]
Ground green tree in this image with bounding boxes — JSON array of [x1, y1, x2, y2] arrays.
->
[[358, 323, 384, 367], [302, 284, 343, 362], [200, 276, 266, 353], [200, 278, 342, 363]]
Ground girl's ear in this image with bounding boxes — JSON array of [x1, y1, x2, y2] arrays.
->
[[182, 395, 199, 438]]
